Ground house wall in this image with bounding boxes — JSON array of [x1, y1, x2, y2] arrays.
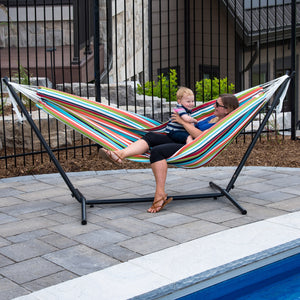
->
[[191, 1, 236, 86], [243, 43, 299, 116], [150, 0, 236, 90], [151, 0, 185, 84]]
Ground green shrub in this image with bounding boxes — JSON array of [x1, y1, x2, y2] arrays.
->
[[195, 77, 235, 102], [137, 70, 235, 104], [137, 69, 178, 102], [13, 65, 30, 85]]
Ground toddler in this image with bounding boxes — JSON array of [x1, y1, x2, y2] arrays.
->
[[166, 87, 197, 143]]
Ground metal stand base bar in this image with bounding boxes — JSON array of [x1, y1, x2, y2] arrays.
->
[[85, 192, 222, 205], [82, 183, 246, 222]]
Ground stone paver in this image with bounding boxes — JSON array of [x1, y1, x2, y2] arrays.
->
[[156, 220, 227, 243], [0, 239, 57, 262], [22, 271, 78, 293], [43, 245, 119, 276], [0, 279, 29, 300], [0, 257, 63, 284], [0, 166, 299, 299], [147, 212, 196, 227], [118, 233, 178, 255], [73, 228, 129, 248]]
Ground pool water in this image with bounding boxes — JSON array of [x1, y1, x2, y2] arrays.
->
[[178, 252, 300, 300]]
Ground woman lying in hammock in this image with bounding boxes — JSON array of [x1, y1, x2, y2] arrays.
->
[[101, 93, 239, 213]]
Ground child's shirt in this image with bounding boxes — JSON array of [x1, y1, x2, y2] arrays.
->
[[165, 104, 193, 133]]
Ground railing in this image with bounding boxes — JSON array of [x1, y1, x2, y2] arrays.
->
[[0, 0, 298, 173]]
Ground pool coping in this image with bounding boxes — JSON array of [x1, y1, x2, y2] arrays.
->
[[14, 211, 300, 300]]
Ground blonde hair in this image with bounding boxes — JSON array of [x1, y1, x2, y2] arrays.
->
[[176, 87, 194, 101]]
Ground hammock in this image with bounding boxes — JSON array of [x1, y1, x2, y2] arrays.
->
[[6, 75, 290, 169], [3, 74, 292, 224]]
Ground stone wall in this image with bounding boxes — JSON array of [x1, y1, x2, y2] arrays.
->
[[0, 110, 80, 151], [57, 82, 172, 121], [0, 82, 173, 151]]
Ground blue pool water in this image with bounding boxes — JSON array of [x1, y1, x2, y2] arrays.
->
[[178, 252, 300, 300]]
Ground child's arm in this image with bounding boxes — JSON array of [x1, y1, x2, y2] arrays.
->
[[180, 114, 198, 123], [174, 107, 197, 123]]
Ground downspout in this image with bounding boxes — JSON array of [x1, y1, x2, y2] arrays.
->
[[101, 0, 113, 83], [235, 33, 242, 91], [240, 41, 259, 74]]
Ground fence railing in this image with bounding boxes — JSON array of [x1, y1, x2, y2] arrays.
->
[[0, 0, 298, 172]]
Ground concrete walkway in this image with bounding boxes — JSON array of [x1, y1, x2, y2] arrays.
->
[[1, 166, 300, 299]]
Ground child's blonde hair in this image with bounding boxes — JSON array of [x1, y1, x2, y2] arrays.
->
[[176, 87, 194, 101]]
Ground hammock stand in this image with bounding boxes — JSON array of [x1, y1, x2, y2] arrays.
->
[[3, 75, 292, 225]]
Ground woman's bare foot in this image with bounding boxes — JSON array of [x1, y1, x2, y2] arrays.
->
[[99, 148, 123, 165]]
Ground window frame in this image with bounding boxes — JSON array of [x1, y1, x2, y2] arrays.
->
[[0, 1, 72, 6]]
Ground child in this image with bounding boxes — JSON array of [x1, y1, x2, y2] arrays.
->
[[176, 93, 240, 144], [166, 87, 197, 143]]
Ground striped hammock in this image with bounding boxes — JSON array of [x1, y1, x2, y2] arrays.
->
[[7, 75, 290, 169]]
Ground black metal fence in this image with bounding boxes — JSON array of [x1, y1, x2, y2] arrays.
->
[[0, 0, 298, 171]]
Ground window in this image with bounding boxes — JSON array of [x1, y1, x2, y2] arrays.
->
[[251, 63, 269, 86], [157, 66, 181, 86], [199, 65, 220, 80]]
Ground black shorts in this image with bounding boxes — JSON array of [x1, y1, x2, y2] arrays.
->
[[142, 132, 184, 163]]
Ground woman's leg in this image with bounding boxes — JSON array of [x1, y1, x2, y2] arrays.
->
[[104, 132, 175, 163], [147, 159, 169, 213], [147, 142, 183, 212], [114, 139, 149, 160]]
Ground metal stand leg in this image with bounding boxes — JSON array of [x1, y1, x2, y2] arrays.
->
[[210, 182, 247, 214], [3, 78, 88, 225]]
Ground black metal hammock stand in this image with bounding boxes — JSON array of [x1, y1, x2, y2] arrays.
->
[[2, 75, 293, 224]]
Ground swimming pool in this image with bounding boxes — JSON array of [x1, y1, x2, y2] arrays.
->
[[178, 252, 300, 300]]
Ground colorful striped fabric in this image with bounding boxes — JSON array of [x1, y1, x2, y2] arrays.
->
[[8, 75, 289, 168]]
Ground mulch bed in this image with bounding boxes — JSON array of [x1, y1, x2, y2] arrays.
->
[[1, 135, 299, 179]]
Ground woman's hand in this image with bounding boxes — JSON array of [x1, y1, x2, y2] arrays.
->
[[172, 111, 203, 139]]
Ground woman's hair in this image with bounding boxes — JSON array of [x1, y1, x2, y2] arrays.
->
[[220, 94, 239, 113], [176, 87, 194, 100]]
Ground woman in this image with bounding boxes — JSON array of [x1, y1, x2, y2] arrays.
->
[[100, 93, 239, 213]]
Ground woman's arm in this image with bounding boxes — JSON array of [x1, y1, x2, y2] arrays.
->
[[171, 112, 203, 138]]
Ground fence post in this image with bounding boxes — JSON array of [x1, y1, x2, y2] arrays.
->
[[184, 0, 190, 87], [94, 0, 101, 102], [291, 0, 297, 140]]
